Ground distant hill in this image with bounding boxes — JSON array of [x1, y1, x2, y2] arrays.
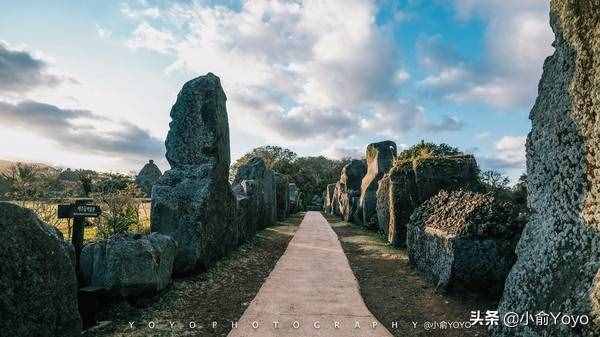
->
[[0, 159, 58, 175]]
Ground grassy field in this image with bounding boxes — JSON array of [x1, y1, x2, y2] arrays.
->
[[12, 200, 151, 241]]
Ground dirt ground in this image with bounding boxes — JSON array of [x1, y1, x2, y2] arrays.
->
[[85, 213, 303, 337], [325, 214, 499, 337]]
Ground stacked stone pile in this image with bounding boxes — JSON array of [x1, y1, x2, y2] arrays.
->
[[407, 190, 523, 294]]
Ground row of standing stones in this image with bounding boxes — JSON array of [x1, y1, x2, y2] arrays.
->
[[0, 73, 301, 336], [323, 140, 522, 296], [324, 2, 600, 335], [1, 2, 599, 335]]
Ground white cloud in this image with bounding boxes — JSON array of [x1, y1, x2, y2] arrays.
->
[[483, 135, 526, 169], [95, 24, 112, 39], [418, 1, 553, 110], [127, 22, 174, 53], [123, 0, 459, 144]]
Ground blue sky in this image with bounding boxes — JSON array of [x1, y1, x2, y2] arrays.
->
[[0, 0, 553, 181]]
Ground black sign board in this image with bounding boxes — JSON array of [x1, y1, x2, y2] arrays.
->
[[57, 203, 101, 219]]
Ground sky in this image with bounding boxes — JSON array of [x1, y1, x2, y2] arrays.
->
[[0, 0, 554, 181]]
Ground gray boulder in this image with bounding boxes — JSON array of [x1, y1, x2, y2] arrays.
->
[[232, 179, 260, 243], [340, 159, 367, 192], [135, 159, 162, 197], [494, 4, 600, 336], [151, 73, 236, 274], [388, 155, 478, 247], [288, 183, 299, 213], [376, 174, 391, 236], [407, 191, 523, 295], [274, 173, 290, 220], [80, 233, 177, 297], [359, 141, 397, 228], [324, 183, 336, 214], [233, 157, 277, 227], [0, 202, 81, 336]]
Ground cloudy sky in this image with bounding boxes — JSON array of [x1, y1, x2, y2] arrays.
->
[[0, 0, 553, 180]]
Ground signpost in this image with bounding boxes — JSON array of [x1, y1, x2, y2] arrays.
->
[[57, 199, 102, 282]]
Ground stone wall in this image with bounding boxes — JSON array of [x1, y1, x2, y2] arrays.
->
[[494, 2, 600, 336]]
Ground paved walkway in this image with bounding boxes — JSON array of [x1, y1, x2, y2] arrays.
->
[[228, 211, 393, 337]]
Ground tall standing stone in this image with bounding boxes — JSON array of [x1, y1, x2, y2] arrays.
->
[[324, 183, 336, 214], [135, 159, 162, 197], [387, 155, 478, 247], [151, 73, 236, 274], [338, 159, 367, 222], [0, 202, 81, 336], [233, 157, 277, 227], [274, 172, 290, 221], [359, 141, 397, 228], [494, 3, 600, 336]]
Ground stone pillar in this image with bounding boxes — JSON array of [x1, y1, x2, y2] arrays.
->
[[359, 141, 397, 228], [151, 73, 236, 275]]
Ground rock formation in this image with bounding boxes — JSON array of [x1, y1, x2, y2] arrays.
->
[[376, 174, 391, 236], [494, 3, 600, 336], [288, 183, 299, 213], [388, 155, 478, 246], [151, 73, 236, 274], [0, 202, 81, 336], [233, 157, 277, 227], [79, 233, 177, 297], [359, 141, 397, 228], [135, 159, 162, 197], [274, 172, 290, 221], [232, 179, 260, 243], [330, 160, 367, 222], [324, 183, 336, 214], [407, 191, 523, 295]]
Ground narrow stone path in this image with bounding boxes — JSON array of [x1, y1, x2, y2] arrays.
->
[[228, 211, 393, 337]]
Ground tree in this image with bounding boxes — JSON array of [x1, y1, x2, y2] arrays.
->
[[396, 140, 462, 164], [231, 146, 351, 208], [230, 145, 298, 182]]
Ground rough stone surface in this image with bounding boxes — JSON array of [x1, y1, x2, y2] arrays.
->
[[152, 73, 236, 274], [135, 159, 162, 197], [376, 174, 391, 236], [324, 183, 336, 214], [274, 173, 290, 221], [233, 157, 277, 227], [232, 179, 260, 244], [388, 155, 478, 247], [0, 202, 81, 336], [165, 73, 230, 178], [407, 191, 523, 294], [288, 183, 299, 213], [80, 233, 177, 297], [359, 141, 397, 229], [494, 3, 600, 336]]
